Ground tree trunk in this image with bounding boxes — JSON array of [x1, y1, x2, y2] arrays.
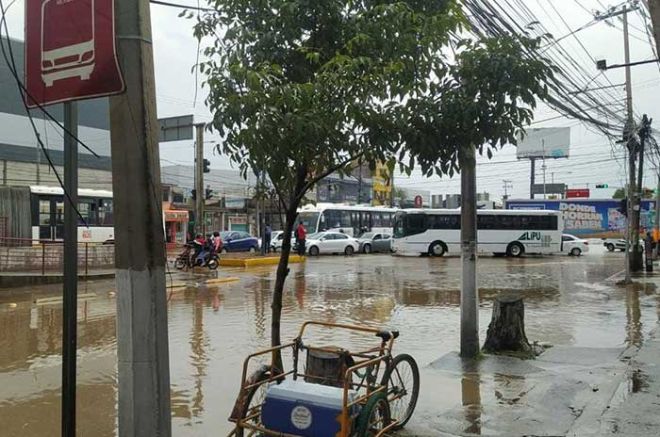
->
[[270, 207, 297, 370], [482, 294, 532, 356], [648, 1, 660, 59], [459, 146, 479, 358], [271, 166, 308, 370]]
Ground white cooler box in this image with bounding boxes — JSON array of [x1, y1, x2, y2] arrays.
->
[[261, 379, 358, 436]]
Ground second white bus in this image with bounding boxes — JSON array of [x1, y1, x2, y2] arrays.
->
[[392, 209, 562, 257], [297, 203, 397, 237]]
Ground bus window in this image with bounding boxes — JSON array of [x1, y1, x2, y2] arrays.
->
[[319, 212, 328, 231], [77, 202, 91, 225], [98, 199, 114, 226], [429, 214, 459, 229], [477, 214, 495, 230], [405, 214, 427, 236], [372, 212, 382, 228]]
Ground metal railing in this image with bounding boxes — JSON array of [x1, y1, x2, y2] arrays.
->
[[0, 237, 115, 275]]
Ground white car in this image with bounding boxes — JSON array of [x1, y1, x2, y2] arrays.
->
[[562, 234, 589, 256], [306, 231, 360, 256]]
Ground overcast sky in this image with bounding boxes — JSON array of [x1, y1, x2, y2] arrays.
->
[[4, 0, 660, 201]]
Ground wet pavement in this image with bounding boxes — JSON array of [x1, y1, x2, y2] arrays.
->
[[0, 245, 659, 436]]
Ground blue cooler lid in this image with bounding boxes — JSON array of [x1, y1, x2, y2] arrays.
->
[[266, 379, 357, 409]]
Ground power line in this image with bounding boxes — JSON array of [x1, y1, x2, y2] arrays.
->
[[150, 0, 214, 12]]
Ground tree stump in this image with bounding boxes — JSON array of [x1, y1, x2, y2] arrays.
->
[[483, 294, 533, 356]]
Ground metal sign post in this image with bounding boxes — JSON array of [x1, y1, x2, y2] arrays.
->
[[62, 101, 78, 437], [25, 1, 125, 433]]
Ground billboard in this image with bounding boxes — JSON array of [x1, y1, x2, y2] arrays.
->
[[372, 162, 392, 206], [25, 0, 124, 107], [517, 127, 570, 159], [506, 199, 656, 237]]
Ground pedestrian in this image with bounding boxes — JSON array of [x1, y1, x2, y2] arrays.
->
[[264, 224, 272, 254], [211, 231, 222, 256], [296, 221, 306, 256], [645, 231, 654, 272]]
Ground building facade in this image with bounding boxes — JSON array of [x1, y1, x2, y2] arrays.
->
[[0, 37, 113, 191]]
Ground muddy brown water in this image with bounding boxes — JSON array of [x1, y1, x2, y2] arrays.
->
[[1, 247, 659, 436]]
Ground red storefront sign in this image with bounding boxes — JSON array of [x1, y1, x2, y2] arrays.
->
[[24, 0, 124, 107], [566, 188, 590, 198]]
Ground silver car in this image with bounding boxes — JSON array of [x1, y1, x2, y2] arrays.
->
[[357, 232, 393, 254]]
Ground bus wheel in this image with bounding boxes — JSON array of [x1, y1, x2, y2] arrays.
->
[[428, 241, 446, 257], [507, 242, 524, 258]]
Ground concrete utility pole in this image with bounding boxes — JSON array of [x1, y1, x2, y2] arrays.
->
[[529, 158, 535, 199], [623, 7, 644, 272], [648, 0, 660, 56], [195, 123, 205, 236], [460, 146, 479, 358], [503, 179, 512, 201], [109, 0, 172, 435]]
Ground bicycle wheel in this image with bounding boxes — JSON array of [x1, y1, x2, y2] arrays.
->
[[380, 353, 420, 429], [355, 391, 391, 437], [174, 257, 185, 270], [231, 370, 271, 437]]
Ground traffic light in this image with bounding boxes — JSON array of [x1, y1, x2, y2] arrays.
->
[[191, 189, 197, 200], [203, 158, 210, 173], [205, 188, 213, 200], [595, 184, 608, 188], [619, 197, 628, 216]]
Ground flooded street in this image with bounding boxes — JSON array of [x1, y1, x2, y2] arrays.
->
[[1, 246, 659, 436]]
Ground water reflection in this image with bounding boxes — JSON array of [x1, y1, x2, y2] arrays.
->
[[625, 287, 642, 347], [461, 360, 482, 435]]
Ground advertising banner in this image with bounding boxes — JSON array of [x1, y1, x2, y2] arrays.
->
[[25, 0, 124, 107], [506, 199, 656, 237], [372, 162, 392, 206]]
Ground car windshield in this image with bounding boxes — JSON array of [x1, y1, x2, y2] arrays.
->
[[360, 232, 375, 239], [307, 232, 323, 240], [219, 231, 232, 239]]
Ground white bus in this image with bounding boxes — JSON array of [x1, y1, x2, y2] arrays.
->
[[392, 209, 562, 257], [297, 203, 398, 237], [30, 185, 114, 243]]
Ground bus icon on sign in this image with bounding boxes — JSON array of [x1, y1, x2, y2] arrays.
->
[[40, 0, 95, 87]]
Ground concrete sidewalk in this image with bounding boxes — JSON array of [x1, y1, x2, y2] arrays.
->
[[596, 327, 660, 435], [402, 270, 660, 437]]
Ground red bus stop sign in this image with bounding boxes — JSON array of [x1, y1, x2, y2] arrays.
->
[[25, 0, 124, 107]]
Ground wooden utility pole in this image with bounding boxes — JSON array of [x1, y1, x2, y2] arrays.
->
[[195, 123, 205, 236], [109, 0, 172, 435], [460, 146, 479, 358]]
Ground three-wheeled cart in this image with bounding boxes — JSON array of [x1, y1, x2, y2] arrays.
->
[[229, 321, 420, 436]]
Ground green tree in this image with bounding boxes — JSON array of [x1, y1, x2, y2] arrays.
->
[[613, 188, 625, 199], [192, 0, 463, 364], [402, 36, 555, 356]]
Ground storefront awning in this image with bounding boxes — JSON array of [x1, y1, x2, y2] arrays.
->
[[164, 210, 189, 222]]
